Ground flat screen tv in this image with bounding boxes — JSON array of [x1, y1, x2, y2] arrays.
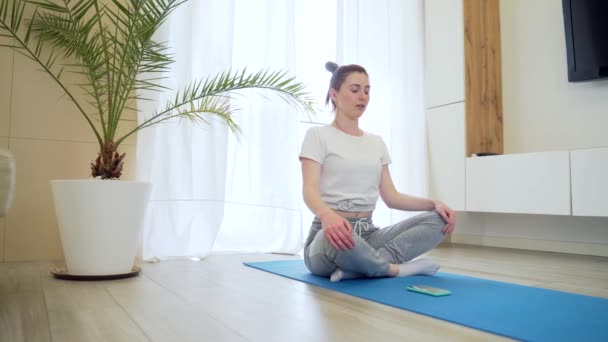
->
[[562, 0, 608, 82]]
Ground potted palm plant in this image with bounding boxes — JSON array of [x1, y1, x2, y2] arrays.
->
[[0, 0, 315, 276]]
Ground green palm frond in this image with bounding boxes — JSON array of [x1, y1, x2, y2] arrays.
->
[[170, 68, 315, 118], [134, 94, 240, 134], [0, 0, 316, 179], [0, 0, 103, 144], [116, 69, 315, 145]]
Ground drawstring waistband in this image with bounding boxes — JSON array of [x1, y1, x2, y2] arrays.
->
[[353, 218, 371, 237], [312, 217, 374, 237]]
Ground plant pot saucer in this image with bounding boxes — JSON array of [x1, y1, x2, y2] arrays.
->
[[50, 266, 141, 281]]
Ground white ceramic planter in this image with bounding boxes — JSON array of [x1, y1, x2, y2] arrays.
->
[[51, 179, 152, 275]]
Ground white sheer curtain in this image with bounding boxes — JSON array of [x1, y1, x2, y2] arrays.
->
[[136, 0, 236, 260], [211, 0, 303, 253], [136, 0, 427, 260]]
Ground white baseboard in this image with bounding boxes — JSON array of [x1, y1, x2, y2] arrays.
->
[[450, 233, 608, 257]]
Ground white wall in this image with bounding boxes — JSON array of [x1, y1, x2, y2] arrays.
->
[[454, 213, 608, 256], [501, 0, 608, 154], [0, 47, 137, 262], [454, 0, 608, 256]]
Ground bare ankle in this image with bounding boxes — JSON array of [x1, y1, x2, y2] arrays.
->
[[388, 263, 399, 277]]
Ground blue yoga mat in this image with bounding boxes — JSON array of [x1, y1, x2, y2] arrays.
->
[[244, 260, 608, 342]]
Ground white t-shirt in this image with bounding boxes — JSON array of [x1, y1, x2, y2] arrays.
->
[[299, 125, 392, 212]]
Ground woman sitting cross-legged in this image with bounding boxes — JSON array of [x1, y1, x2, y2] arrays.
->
[[300, 62, 456, 282]]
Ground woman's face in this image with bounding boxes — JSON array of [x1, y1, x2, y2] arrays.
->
[[330, 72, 370, 119]]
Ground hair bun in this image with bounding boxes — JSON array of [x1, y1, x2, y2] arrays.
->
[[325, 61, 339, 73]]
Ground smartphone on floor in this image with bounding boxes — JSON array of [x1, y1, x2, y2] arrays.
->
[[406, 285, 451, 297]]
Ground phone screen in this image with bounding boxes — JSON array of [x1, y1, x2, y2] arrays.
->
[[411, 285, 447, 294], [407, 285, 451, 296]]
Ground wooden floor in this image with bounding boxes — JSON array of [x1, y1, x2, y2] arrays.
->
[[1, 243, 607, 342]]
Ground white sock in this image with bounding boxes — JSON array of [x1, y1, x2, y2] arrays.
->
[[330, 268, 362, 282], [397, 258, 440, 278]]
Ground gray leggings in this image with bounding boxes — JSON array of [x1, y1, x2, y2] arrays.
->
[[303, 211, 447, 278]]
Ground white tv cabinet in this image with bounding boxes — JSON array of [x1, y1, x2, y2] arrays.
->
[[465, 148, 608, 217]]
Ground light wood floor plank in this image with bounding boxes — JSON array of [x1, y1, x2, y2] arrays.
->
[[1, 244, 606, 341], [0, 262, 51, 341], [105, 276, 249, 342], [0, 291, 51, 342], [0, 262, 43, 295], [43, 282, 150, 342]]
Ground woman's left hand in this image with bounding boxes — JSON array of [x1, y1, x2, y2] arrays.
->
[[433, 200, 456, 234]]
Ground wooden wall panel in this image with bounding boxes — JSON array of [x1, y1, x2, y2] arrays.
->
[[464, 0, 504, 156]]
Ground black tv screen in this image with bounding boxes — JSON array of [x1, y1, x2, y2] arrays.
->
[[562, 0, 608, 82]]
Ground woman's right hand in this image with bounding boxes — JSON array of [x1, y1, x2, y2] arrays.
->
[[320, 210, 355, 250]]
